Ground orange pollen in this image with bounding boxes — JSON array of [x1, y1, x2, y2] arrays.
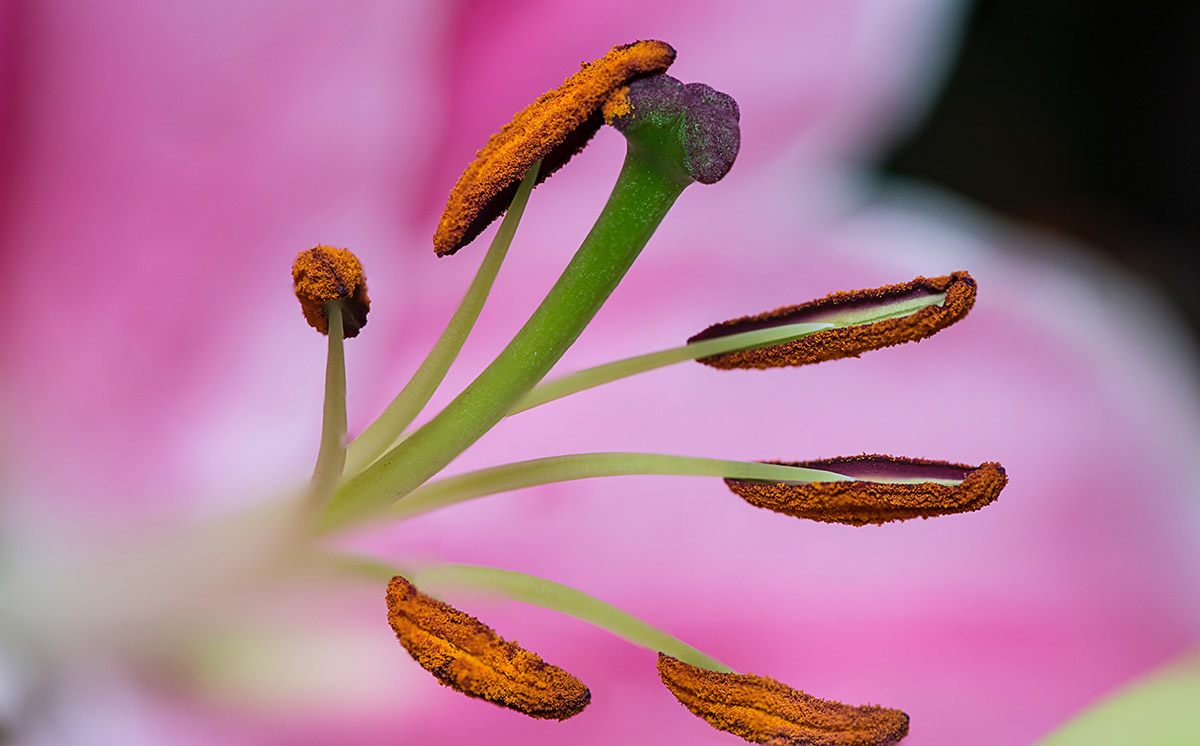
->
[[292, 245, 370, 338], [385, 576, 591, 720], [690, 272, 976, 369], [726, 455, 1007, 526], [433, 40, 676, 257], [657, 654, 910, 746], [601, 85, 633, 122]]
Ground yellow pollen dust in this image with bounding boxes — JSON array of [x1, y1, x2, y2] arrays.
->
[[433, 40, 676, 257], [292, 245, 370, 338], [602, 86, 633, 123]]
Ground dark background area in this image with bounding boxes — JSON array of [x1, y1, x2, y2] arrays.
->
[[884, 0, 1199, 338]]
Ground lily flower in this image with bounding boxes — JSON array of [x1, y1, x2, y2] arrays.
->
[[1, 4, 1197, 746]]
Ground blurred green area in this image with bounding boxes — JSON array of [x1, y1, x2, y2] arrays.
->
[[1032, 649, 1200, 745]]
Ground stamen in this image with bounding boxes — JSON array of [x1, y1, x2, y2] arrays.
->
[[385, 575, 591, 720], [403, 564, 733, 674], [691, 272, 975, 369], [726, 455, 1007, 526], [657, 654, 909, 746], [434, 40, 676, 256], [391, 452, 851, 522], [292, 245, 370, 337]]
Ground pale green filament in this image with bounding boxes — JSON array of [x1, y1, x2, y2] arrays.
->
[[309, 301, 346, 510], [806, 291, 946, 327], [389, 453, 857, 520], [342, 162, 542, 478], [511, 322, 833, 414], [405, 563, 734, 673]]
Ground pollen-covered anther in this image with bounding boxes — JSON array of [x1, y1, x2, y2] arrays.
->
[[434, 40, 676, 257], [727, 455, 1007, 526], [691, 272, 976, 369], [292, 245, 370, 337], [657, 654, 910, 746], [385, 576, 590, 720]]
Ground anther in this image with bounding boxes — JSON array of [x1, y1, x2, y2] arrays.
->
[[385, 576, 591, 720], [691, 272, 975, 369], [726, 455, 1007, 526], [434, 40, 676, 257], [292, 245, 370, 337], [658, 654, 910, 746]]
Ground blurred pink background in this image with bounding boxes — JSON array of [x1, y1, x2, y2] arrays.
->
[[1, 1, 1198, 745]]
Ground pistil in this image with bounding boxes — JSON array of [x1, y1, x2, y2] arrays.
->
[[322, 74, 742, 530]]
